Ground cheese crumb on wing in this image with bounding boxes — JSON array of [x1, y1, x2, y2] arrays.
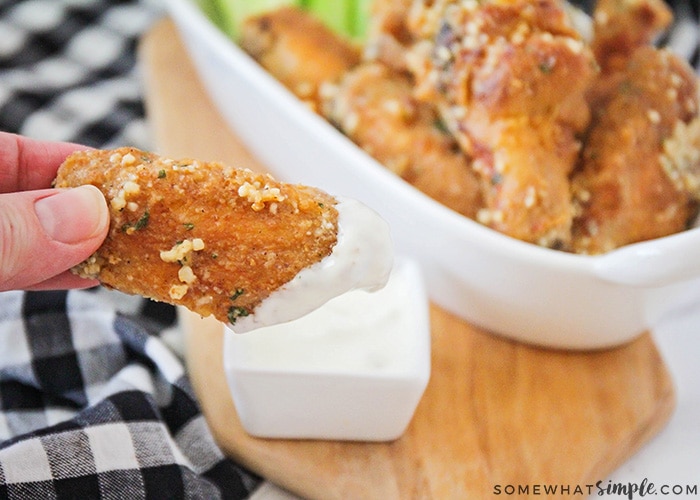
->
[[160, 239, 206, 264], [661, 117, 700, 198], [237, 181, 287, 211], [169, 284, 189, 300], [160, 238, 207, 299]]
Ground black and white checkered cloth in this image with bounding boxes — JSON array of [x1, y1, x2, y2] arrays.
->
[[0, 0, 262, 498], [0, 0, 697, 499], [0, 290, 259, 499], [0, 0, 161, 149]]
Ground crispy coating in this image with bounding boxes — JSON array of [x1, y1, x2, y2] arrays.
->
[[363, 0, 416, 71], [54, 148, 339, 325], [586, 0, 673, 108], [237, 1, 700, 254], [406, 0, 597, 247], [571, 47, 700, 254], [661, 115, 700, 199], [239, 6, 360, 112], [368, 0, 414, 39], [323, 62, 483, 218], [591, 0, 673, 73]]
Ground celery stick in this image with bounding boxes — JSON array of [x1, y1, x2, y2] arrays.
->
[[196, 0, 234, 35], [215, 0, 300, 39], [195, 0, 223, 28], [301, 0, 371, 40], [350, 0, 372, 40], [209, 0, 237, 38]]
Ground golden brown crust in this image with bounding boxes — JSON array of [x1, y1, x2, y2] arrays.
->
[[364, 0, 416, 72], [591, 0, 673, 74], [661, 116, 700, 198], [237, 2, 700, 255], [54, 147, 339, 325], [571, 47, 700, 254], [239, 6, 360, 113], [406, 0, 597, 247], [323, 62, 483, 218]]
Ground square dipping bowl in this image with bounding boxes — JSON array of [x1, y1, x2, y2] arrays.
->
[[223, 258, 430, 442]]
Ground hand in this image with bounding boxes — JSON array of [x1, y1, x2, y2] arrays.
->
[[0, 132, 109, 291]]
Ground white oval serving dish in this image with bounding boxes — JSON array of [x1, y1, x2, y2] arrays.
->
[[168, 0, 700, 349]]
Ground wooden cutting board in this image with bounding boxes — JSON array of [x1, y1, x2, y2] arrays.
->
[[138, 19, 676, 499]]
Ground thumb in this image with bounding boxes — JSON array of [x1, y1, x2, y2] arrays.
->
[[0, 185, 109, 291]]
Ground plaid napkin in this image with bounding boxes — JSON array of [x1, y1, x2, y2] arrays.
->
[[0, 0, 261, 498], [0, 0, 161, 149], [0, 290, 259, 499]]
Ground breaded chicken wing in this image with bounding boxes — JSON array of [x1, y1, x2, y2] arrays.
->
[[591, 0, 673, 73], [323, 62, 483, 218], [239, 6, 360, 112], [571, 47, 700, 254], [406, 0, 598, 247], [53, 148, 391, 329]]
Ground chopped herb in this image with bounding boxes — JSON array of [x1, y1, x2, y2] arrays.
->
[[539, 61, 553, 74], [184, 222, 195, 230], [211, 253, 218, 259], [491, 173, 503, 186], [158, 169, 166, 178], [134, 210, 150, 230], [227, 306, 250, 324], [141, 155, 151, 162], [433, 118, 450, 135], [121, 210, 150, 232], [230, 288, 245, 301]]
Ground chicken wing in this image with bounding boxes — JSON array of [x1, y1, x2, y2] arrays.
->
[[591, 0, 673, 74], [239, 6, 361, 113], [53, 147, 391, 329], [323, 61, 483, 218], [571, 47, 700, 254], [406, 0, 598, 247]]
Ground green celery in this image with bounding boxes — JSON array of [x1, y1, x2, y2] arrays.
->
[[210, 0, 237, 38], [195, 0, 231, 35], [200, 0, 372, 42], [349, 0, 371, 40]]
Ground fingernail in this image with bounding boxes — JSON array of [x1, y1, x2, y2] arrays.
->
[[35, 185, 108, 244]]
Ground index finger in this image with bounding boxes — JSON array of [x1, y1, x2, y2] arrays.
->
[[0, 132, 91, 193]]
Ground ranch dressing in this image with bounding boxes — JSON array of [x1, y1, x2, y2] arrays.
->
[[227, 258, 425, 374], [230, 197, 394, 333]]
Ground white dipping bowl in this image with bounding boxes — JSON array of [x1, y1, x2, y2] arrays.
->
[[223, 258, 430, 441], [169, 0, 700, 349]]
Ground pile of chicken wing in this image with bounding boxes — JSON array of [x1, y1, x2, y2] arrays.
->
[[239, 0, 700, 254]]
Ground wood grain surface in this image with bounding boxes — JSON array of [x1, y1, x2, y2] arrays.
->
[[139, 19, 677, 500]]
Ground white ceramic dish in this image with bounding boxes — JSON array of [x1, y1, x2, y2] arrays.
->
[[168, 0, 700, 349], [223, 258, 430, 441]]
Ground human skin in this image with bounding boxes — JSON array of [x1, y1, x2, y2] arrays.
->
[[0, 131, 109, 291]]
